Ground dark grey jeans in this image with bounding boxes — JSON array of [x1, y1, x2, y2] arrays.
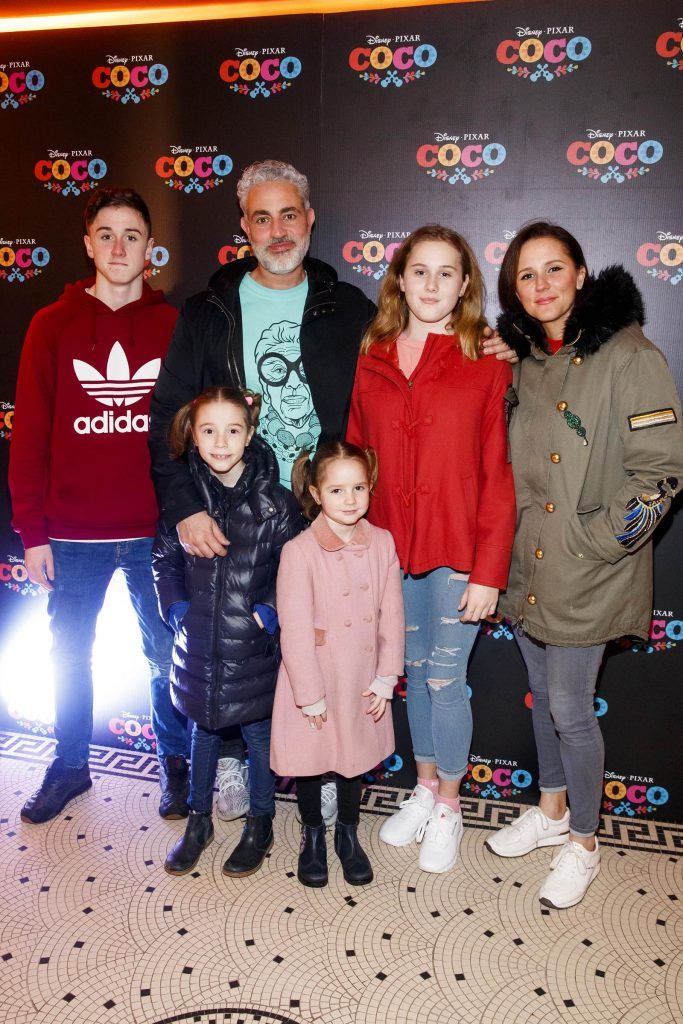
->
[[516, 630, 606, 837]]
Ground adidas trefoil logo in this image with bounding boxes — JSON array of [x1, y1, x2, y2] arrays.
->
[[73, 341, 160, 408], [72, 341, 161, 435]]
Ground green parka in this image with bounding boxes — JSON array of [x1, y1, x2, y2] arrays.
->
[[497, 266, 683, 646]]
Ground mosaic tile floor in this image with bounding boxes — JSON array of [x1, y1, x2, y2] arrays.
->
[[0, 732, 681, 1024]]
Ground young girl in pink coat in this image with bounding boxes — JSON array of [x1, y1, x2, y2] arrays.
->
[[270, 441, 405, 888]]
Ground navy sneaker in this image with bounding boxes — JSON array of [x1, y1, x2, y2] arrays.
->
[[20, 758, 92, 824]]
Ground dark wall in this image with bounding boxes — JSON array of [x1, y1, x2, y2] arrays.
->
[[1, 0, 681, 821]]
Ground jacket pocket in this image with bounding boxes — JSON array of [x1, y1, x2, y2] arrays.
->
[[314, 628, 326, 646], [564, 514, 604, 563]]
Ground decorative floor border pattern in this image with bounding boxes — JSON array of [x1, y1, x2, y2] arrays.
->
[[2, 729, 681, 856]]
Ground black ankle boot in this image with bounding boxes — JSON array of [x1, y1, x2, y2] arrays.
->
[[164, 810, 214, 874], [158, 755, 189, 819], [222, 813, 273, 877], [298, 824, 328, 887], [20, 758, 92, 824], [334, 820, 373, 885]]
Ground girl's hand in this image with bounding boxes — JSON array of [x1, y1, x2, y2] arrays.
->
[[302, 710, 327, 731], [457, 583, 499, 623], [362, 691, 388, 722]]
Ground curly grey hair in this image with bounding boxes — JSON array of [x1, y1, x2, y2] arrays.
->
[[236, 160, 310, 212]]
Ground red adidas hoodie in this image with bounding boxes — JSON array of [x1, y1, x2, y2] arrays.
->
[[9, 278, 178, 548]]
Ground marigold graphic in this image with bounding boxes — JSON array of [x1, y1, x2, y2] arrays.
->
[[73, 341, 160, 408]]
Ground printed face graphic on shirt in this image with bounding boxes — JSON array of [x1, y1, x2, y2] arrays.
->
[[254, 320, 319, 463]]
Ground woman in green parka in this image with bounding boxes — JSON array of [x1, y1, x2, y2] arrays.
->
[[486, 221, 683, 910]]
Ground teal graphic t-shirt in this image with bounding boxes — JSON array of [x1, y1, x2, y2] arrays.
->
[[240, 273, 319, 489]]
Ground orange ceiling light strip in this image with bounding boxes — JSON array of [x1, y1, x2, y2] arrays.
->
[[0, 0, 488, 35]]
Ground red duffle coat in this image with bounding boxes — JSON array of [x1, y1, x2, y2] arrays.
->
[[346, 333, 516, 589]]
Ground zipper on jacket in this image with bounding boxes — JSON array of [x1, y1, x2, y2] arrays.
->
[[209, 502, 230, 727], [207, 292, 243, 388]]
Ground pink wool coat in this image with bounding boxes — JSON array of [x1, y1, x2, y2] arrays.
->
[[270, 514, 405, 778]]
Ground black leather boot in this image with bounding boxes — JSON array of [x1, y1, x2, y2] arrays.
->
[[222, 813, 273, 877], [158, 755, 189, 819], [20, 758, 92, 824], [297, 824, 328, 887], [164, 810, 214, 874], [334, 820, 373, 885]]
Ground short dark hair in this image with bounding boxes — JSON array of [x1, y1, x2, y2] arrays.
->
[[83, 187, 152, 236], [498, 221, 587, 316]]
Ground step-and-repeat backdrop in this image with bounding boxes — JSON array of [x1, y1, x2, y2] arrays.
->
[[1, 0, 681, 821]]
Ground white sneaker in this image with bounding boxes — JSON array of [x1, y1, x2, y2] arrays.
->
[[539, 838, 601, 909], [418, 804, 463, 873], [379, 784, 435, 847], [215, 757, 249, 821], [485, 806, 570, 858], [321, 781, 338, 826]]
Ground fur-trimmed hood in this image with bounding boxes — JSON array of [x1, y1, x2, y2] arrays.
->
[[497, 265, 645, 360]]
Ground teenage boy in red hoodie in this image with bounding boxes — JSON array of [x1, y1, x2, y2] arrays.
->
[[9, 187, 189, 823]]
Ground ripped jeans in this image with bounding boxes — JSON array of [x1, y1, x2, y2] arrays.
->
[[402, 569, 479, 781]]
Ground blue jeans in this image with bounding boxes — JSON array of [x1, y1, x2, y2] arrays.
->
[[515, 630, 605, 837], [48, 539, 188, 768], [402, 569, 479, 781], [189, 717, 275, 817]]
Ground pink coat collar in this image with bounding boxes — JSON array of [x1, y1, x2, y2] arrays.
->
[[310, 513, 372, 551]]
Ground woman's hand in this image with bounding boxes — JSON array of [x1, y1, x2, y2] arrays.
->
[[457, 583, 499, 623], [362, 691, 388, 722], [302, 710, 327, 731]]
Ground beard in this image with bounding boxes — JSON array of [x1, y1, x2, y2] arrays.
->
[[251, 232, 311, 275]]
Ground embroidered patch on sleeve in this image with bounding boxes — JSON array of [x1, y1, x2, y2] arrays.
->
[[628, 409, 677, 431]]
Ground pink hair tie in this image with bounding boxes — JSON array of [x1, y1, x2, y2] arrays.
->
[[245, 395, 253, 406]]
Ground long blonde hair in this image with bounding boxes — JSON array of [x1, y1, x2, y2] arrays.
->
[[360, 224, 487, 361]]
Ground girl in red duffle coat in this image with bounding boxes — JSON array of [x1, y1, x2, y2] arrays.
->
[[346, 224, 516, 874]]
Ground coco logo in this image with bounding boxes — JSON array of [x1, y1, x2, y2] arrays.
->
[[219, 47, 301, 98], [0, 401, 13, 440], [143, 243, 170, 280], [656, 22, 683, 71], [218, 234, 253, 264], [342, 230, 409, 281], [349, 34, 437, 87], [155, 146, 232, 194], [0, 239, 50, 283], [496, 26, 591, 82], [482, 232, 518, 272], [0, 63, 45, 109], [418, 132, 507, 186], [92, 53, 169, 103], [603, 772, 669, 816], [525, 691, 608, 718], [109, 714, 156, 751], [35, 150, 108, 197], [567, 130, 663, 185], [637, 234, 683, 286], [0, 556, 41, 597], [464, 757, 534, 800]]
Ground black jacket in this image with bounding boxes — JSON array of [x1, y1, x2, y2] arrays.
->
[[152, 436, 304, 731], [150, 255, 376, 529]]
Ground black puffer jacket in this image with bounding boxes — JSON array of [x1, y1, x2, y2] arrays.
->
[[149, 255, 376, 530], [152, 436, 304, 730]]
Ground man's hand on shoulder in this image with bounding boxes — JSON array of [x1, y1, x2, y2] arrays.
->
[[24, 544, 55, 591], [481, 326, 518, 363], [177, 511, 229, 558]]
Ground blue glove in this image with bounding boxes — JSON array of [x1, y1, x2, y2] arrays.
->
[[168, 600, 189, 633], [253, 603, 278, 635]]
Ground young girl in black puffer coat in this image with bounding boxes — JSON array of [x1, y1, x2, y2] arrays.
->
[[152, 386, 303, 878]]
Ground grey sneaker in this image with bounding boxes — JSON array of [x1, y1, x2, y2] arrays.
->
[[321, 781, 338, 825], [215, 757, 249, 821]]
